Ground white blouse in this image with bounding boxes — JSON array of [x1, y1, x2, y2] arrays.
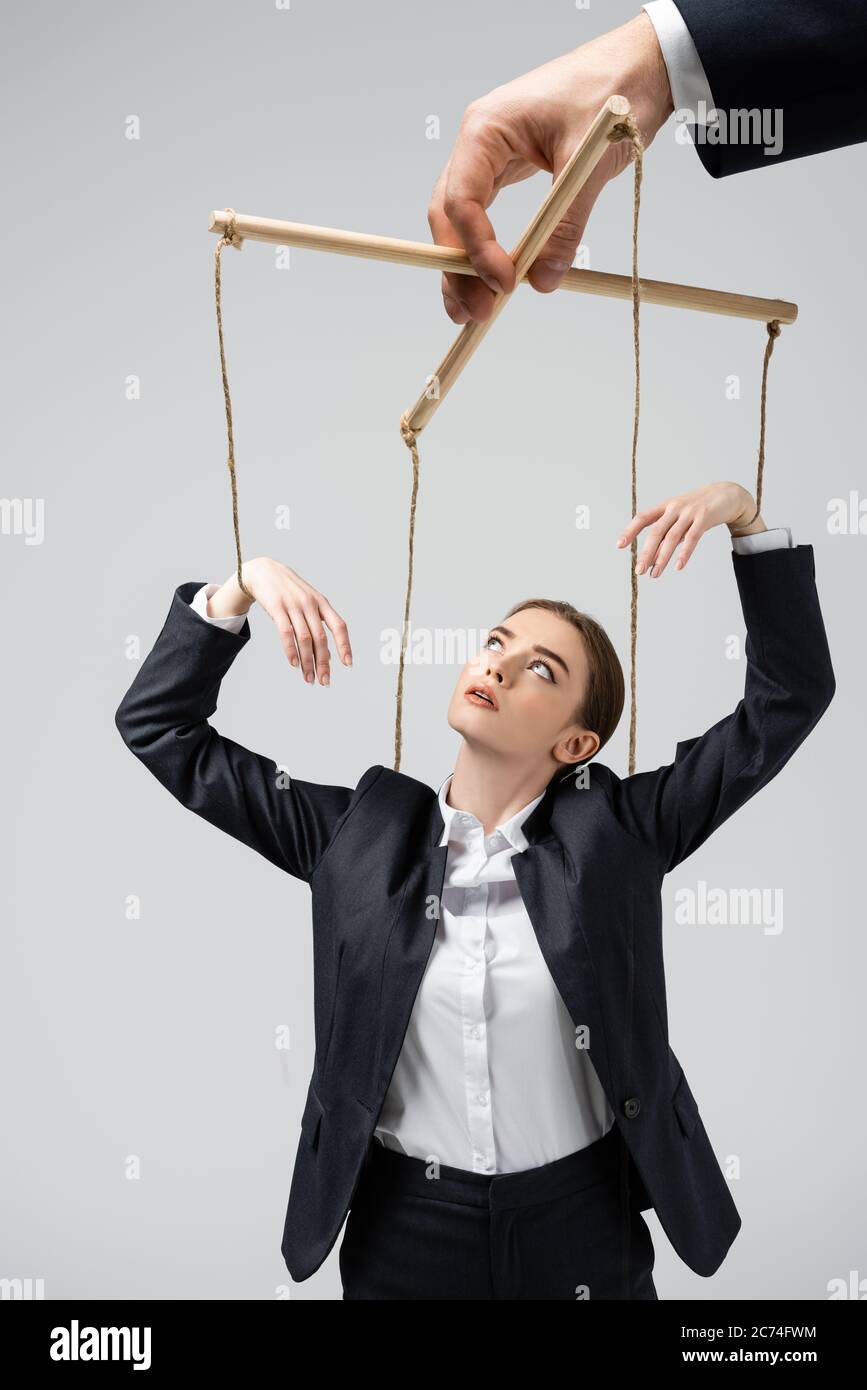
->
[[373, 773, 615, 1173]]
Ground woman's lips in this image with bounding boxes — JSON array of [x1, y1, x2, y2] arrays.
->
[[464, 689, 498, 710]]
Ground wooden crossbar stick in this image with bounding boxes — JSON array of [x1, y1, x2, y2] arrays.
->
[[206, 209, 797, 329], [209, 96, 796, 437]]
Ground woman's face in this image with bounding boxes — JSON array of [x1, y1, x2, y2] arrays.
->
[[447, 606, 598, 766]]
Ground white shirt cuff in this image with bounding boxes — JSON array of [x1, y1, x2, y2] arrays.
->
[[189, 582, 248, 633], [731, 526, 794, 555], [642, 0, 717, 125]]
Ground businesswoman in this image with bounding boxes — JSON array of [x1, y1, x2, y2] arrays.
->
[[114, 478, 834, 1299]]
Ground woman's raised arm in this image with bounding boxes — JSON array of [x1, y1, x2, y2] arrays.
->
[[601, 484, 836, 874], [114, 558, 363, 883]]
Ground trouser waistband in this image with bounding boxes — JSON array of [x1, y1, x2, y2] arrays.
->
[[360, 1122, 625, 1212]]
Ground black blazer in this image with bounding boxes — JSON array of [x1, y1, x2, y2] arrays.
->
[[675, 0, 867, 177], [114, 545, 834, 1282]]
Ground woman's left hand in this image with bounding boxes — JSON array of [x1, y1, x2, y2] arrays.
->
[[616, 481, 760, 577]]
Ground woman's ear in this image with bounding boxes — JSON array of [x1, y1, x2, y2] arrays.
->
[[554, 728, 600, 767]]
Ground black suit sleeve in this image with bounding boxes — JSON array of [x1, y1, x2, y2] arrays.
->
[[674, 0, 867, 177], [114, 581, 359, 883], [602, 545, 835, 874]]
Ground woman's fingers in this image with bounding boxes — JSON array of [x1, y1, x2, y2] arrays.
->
[[616, 503, 666, 549], [617, 499, 710, 576], [267, 567, 351, 681], [318, 595, 353, 667], [617, 503, 675, 572], [285, 602, 318, 683], [650, 508, 704, 576], [302, 599, 332, 685], [635, 507, 679, 573], [672, 516, 706, 571], [272, 604, 300, 668], [290, 600, 330, 685]]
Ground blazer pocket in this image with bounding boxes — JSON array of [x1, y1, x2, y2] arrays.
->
[[300, 1084, 325, 1152], [671, 1068, 699, 1141]]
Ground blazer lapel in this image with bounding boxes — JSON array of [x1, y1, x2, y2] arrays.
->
[[511, 839, 615, 1103], [371, 831, 449, 1097]]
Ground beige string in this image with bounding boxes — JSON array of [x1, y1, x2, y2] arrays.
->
[[605, 120, 782, 770], [608, 116, 644, 779], [605, 118, 644, 1300], [214, 207, 255, 602], [730, 319, 783, 534], [605, 115, 647, 1298], [394, 413, 421, 772]]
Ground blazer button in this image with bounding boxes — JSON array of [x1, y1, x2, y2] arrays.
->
[[623, 1097, 641, 1119]]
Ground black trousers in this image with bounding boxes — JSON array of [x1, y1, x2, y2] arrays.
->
[[339, 1123, 657, 1300]]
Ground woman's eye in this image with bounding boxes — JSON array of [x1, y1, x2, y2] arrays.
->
[[484, 637, 554, 682], [530, 658, 554, 681]]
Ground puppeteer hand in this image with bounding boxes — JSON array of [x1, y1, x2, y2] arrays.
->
[[616, 482, 767, 576], [427, 12, 674, 325], [206, 557, 353, 684]]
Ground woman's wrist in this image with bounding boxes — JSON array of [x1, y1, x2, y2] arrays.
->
[[727, 488, 767, 537], [207, 559, 260, 619]]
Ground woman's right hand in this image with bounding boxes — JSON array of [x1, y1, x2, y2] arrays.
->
[[209, 557, 352, 685]]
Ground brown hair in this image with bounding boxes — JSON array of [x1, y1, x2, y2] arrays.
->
[[502, 598, 625, 762]]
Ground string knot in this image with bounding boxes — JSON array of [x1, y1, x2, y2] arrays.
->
[[767, 319, 781, 339], [607, 115, 644, 153], [399, 414, 417, 448], [608, 118, 635, 141], [221, 207, 243, 250]]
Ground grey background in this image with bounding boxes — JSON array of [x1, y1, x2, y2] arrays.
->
[[3, 0, 864, 1300]]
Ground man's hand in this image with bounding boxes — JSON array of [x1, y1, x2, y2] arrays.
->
[[616, 483, 766, 577], [428, 12, 674, 325], [208, 557, 352, 684]]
